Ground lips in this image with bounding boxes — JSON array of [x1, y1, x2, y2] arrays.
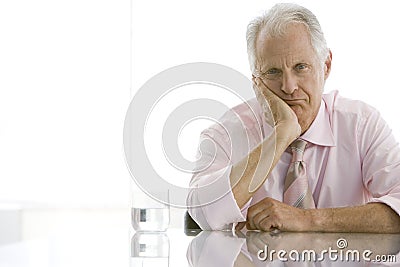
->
[[284, 99, 304, 105]]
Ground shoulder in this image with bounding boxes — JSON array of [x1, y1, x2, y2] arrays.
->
[[323, 90, 387, 151], [323, 90, 379, 122], [210, 97, 262, 127], [229, 97, 263, 126], [202, 98, 264, 140]]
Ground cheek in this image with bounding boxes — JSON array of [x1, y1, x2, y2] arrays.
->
[[302, 75, 324, 100], [307, 88, 323, 118], [263, 80, 281, 93]]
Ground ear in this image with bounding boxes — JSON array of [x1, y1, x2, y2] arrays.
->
[[324, 49, 332, 80]]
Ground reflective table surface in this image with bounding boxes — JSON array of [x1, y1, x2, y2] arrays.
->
[[187, 230, 400, 267], [1, 208, 399, 266]]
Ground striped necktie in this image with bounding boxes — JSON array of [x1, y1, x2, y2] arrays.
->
[[283, 139, 315, 209]]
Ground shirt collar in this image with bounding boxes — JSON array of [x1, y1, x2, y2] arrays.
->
[[300, 98, 336, 147]]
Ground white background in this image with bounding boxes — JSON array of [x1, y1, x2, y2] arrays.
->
[[0, 0, 131, 208], [1, 0, 400, 210]]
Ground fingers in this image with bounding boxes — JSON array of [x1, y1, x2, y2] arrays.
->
[[247, 208, 267, 230], [253, 77, 274, 98], [253, 77, 288, 126], [246, 198, 286, 231], [253, 78, 276, 126], [258, 216, 280, 232], [253, 78, 268, 100], [246, 197, 273, 230], [254, 78, 282, 107], [252, 77, 299, 130], [247, 213, 277, 232]]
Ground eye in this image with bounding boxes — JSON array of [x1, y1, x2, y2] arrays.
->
[[266, 68, 280, 75], [295, 63, 309, 71]]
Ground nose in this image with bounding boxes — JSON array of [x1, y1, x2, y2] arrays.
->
[[281, 72, 298, 94]]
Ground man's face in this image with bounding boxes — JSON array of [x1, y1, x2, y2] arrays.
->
[[254, 23, 331, 133]]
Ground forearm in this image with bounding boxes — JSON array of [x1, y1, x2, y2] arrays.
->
[[230, 123, 298, 209], [309, 203, 400, 233]]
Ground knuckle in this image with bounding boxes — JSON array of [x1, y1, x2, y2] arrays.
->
[[260, 218, 273, 231], [253, 213, 264, 225], [268, 214, 278, 222]]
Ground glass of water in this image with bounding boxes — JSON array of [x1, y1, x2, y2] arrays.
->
[[131, 189, 170, 232]]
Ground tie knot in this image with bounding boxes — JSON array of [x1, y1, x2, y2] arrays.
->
[[290, 139, 307, 162]]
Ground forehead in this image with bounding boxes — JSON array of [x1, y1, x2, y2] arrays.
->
[[255, 23, 317, 67]]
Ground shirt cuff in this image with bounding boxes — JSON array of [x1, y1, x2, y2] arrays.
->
[[189, 166, 247, 230]]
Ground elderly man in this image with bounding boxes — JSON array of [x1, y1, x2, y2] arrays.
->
[[188, 3, 400, 233]]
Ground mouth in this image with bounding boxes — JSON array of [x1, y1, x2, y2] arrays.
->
[[284, 99, 304, 106]]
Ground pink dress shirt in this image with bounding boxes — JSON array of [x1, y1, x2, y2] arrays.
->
[[188, 90, 400, 230]]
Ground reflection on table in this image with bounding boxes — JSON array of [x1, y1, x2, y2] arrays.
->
[[187, 230, 400, 267], [130, 229, 197, 267]]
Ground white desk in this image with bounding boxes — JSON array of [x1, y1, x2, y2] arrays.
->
[[0, 208, 195, 267], [1, 208, 399, 267]]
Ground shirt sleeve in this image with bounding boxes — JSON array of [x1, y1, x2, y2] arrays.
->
[[187, 127, 248, 230], [187, 100, 265, 230], [359, 109, 400, 216]]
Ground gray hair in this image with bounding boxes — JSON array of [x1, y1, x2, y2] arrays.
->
[[246, 3, 329, 74]]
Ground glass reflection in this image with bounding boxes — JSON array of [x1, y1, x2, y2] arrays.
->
[[131, 232, 169, 267]]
